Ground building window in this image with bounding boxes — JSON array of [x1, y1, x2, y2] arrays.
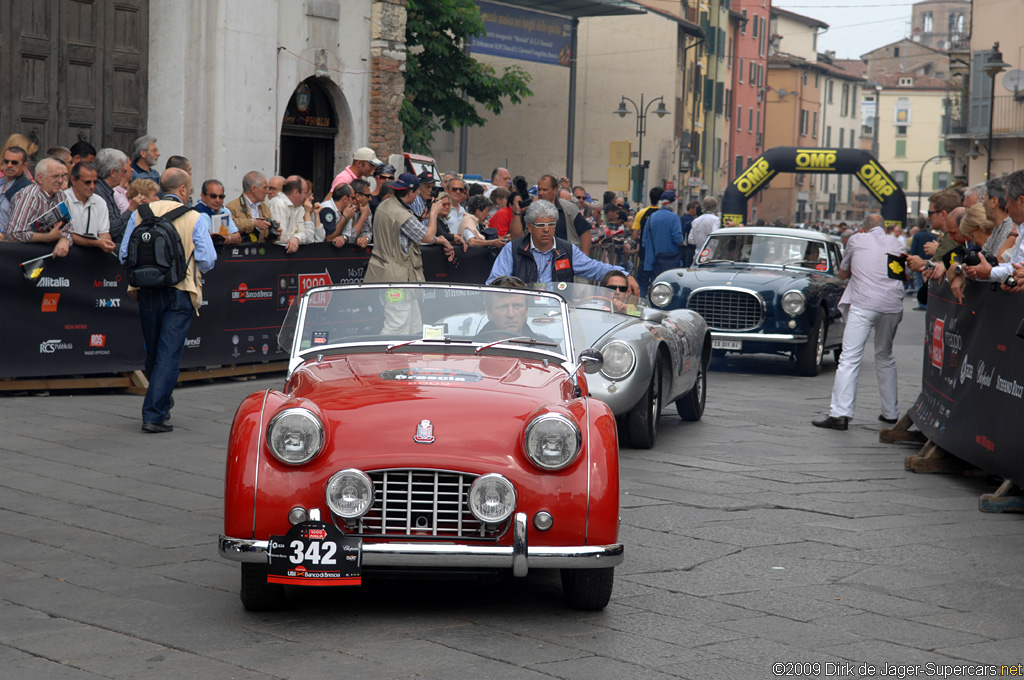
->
[[812, 111, 818, 137], [893, 46, 900, 57], [725, 88, 732, 118], [938, 139, 945, 156], [739, 58, 744, 83], [741, 9, 747, 34], [800, 109, 809, 136], [933, 171, 950, 190], [756, 110, 761, 136], [827, 80, 833, 104], [850, 129, 855, 147], [840, 83, 850, 116], [839, 128, 844, 147], [892, 170, 907, 188], [895, 140, 906, 157], [802, 72, 808, 86], [749, 107, 754, 132], [815, 72, 820, 88], [899, 77, 913, 87], [750, 62, 756, 85], [923, 12, 933, 32], [735, 155, 744, 177], [753, 13, 758, 36], [737, 106, 743, 131], [895, 125, 907, 136]]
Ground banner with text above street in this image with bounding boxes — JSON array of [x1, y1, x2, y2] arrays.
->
[[471, 1, 572, 66], [911, 279, 1024, 484], [1, 242, 493, 379]]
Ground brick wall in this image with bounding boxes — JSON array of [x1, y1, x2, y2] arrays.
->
[[370, 0, 406, 157]]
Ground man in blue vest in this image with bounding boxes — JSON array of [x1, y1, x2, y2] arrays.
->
[[487, 199, 640, 296], [641, 190, 684, 286]]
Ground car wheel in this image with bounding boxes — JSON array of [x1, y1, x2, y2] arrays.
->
[[795, 308, 826, 377], [561, 567, 615, 610], [627, 358, 662, 449], [676, 358, 706, 421], [240, 562, 286, 611]]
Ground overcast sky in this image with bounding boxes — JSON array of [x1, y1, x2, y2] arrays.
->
[[773, 0, 918, 60]]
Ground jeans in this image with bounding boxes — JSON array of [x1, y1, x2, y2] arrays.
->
[[137, 288, 193, 424], [829, 305, 903, 419]]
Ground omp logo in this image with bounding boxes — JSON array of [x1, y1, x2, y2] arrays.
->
[[734, 158, 775, 197], [35, 276, 69, 288], [183, 337, 201, 348], [857, 160, 898, 201], [722, 213, 744, 226], [41, 293, 60, 312], [231, 283, 274, 302], [39, 339, 72, 353], [795, 149, 837, 171], [96, 298, 121, 308], [89, 334, 106, 348]]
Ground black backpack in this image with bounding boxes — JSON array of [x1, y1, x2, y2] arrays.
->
[[125, 204, 193, 289]]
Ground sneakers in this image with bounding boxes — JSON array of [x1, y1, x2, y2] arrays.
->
[[141, 422, 173, 434], [811, 415, 850, 431]]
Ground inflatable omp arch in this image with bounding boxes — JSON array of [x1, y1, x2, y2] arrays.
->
[[721, 147, 908, 229]]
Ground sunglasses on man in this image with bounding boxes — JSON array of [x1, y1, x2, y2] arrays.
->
[[605, 284, 629, 293], [206, 193, 226, 199]]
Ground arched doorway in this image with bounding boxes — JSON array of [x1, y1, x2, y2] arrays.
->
[[280, 77, 338, 200]]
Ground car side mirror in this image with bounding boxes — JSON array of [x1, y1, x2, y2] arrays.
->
[[578, 348, 604, 374]]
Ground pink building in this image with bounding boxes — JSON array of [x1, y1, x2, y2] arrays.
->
[[729, 0, 771, 222]]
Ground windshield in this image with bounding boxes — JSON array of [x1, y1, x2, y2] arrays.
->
[[279, 284, 571, 360], [698, 233, 832, 272]]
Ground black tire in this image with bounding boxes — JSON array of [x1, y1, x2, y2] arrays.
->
[[561, 567, 615, 610], [627, 359, 662, 449], [240, 562, 286, 611], [676, 358, 707, 421], [795, 308, 826, 377]]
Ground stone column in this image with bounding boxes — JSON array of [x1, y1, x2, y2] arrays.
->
[[370, 0, 406, 157]]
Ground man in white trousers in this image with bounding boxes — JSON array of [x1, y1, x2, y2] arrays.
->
[[813, 213, 906, 431]]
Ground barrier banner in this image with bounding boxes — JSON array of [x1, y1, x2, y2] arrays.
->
[[911, 279, 1024, 484], [1, 242, 495, 378]]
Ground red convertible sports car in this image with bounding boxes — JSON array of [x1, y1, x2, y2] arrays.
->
[[219, 283, 624, 611]]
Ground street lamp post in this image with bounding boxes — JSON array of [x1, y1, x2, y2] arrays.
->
[[916, 155, 945, 217], [613, 94, 670, 204], [983, 43, 1010, 179]]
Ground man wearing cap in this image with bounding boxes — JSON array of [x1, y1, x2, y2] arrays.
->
[[411, 170, 436, 220], [641, 191, 683, 288], [330, 147, 381, 193], [364, 173, 454, 334]]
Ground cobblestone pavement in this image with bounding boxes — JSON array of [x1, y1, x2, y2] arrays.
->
[[2, 298, 1022, 679]]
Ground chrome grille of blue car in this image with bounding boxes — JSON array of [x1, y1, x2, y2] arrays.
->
[[687, 289, 764, 331], [352, 469, 500, 539]]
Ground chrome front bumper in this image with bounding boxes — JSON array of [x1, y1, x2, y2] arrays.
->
[[219, 513, 623, 577], [712, 331, 808, 345]]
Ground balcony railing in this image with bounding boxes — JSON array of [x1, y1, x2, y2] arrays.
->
[[993, 95, 1024, 135]]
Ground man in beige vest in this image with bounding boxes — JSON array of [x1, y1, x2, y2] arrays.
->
[[119, 168, 216, 433], [364, 172, 451, 334], [226, 170, 273, 242]]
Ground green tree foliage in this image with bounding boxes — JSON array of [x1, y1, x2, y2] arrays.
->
[[402, 0, 533, 154]]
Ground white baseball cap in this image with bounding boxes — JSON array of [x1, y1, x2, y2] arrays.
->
[[353, 147, 382, 165]]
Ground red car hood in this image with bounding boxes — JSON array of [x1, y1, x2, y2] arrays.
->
[[279, 353, 576, 468]]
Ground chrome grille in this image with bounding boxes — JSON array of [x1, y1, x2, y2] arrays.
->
[[351, 469, 496, 539], [687, 289, 764, 331]]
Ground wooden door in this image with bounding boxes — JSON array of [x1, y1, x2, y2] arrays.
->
[[0, 0, 148, 156]]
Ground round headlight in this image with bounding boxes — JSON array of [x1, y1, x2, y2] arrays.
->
[[781, 290, 806, 316], [600, 341, 636, 380], [267, 408, 324, 465], [325, 469, 374, 519], [468, 473, 516, 523], [523, 413, 582, 470], [649, 281, 674, 308]]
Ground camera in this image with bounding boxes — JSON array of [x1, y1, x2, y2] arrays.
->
[[265, 219, 280, 242], [431, 185, 441, 199], [963, 248, 997, 267], [1004, 273, 1018, 288], [513, 176, 532, 213]]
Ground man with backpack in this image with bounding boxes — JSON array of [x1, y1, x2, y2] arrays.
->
[[118, 168, 216, 433]]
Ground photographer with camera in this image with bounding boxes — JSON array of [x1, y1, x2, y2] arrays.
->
[[963, 169, 1024, 292], [227, 171, 277, 243], [947, 204, 998, 303]]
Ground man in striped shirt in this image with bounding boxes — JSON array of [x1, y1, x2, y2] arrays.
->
[[4, 157, 73, 258], [813, 213, 906, 431]]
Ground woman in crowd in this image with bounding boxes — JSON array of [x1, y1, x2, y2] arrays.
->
[[460, 194, 505, 248], [947, 203, 994, 302]]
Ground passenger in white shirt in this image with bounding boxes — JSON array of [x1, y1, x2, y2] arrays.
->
[[266, 176, 321, 253], [65, 162, 115, 253]]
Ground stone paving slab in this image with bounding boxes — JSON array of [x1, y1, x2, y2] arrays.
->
[[2, 297, 1023, 678]]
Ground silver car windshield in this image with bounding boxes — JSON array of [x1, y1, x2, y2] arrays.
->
[[698, 233, 832, 271], [280, 284, 572, 360]]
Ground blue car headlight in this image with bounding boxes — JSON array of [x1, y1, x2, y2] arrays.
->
[[781, 290, 806, 316]]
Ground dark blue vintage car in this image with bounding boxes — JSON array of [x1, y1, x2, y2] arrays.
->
[[648, 227, 846, 376]]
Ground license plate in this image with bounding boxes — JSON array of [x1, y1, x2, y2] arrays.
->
[[268, 521, 361, 586], [712, 339, 742, 350]]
